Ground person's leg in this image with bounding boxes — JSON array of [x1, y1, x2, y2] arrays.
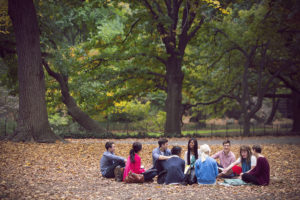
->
[[242, 173, 259, 185], [143, 168, 158, 181], [217, 168, 234, 178], [104, 160, 125, 178], [155, 160, 167, 174], [104, 165, 117, 178]]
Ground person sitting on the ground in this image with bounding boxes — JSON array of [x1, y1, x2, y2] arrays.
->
[[221, 145, 256, 177], [123, 142, 145, 181], [241, 145, 270, 185], [100, 141, 126, 179], [160, 146, 185, 185], [184, 138, 201, 167], [184, 138, 201, 184], [211, 140, 236, 177], [195, 144, 218, 185], [152, 138, 173, 173]]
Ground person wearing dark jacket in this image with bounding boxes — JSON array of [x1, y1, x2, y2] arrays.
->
[[159, 146, 185, 185]]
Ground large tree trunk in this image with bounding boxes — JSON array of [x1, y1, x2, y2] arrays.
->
[[164, 55, 183, 136], [243, 115, 251, 136], [8, 0, 60, 142], [291, 91, 300, 133], [43, 61, 106, 135]]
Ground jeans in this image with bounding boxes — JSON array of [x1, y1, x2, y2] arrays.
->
[[103, 160, 125, 178]]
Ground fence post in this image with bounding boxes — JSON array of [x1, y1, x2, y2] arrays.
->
[[211, 124, 213, 138], [226, 124, 228, 138], [276, 124, 279, 136], [252, 124, 255, 136]]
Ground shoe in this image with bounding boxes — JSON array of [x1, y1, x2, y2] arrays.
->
[[114, 166, 124, 182]]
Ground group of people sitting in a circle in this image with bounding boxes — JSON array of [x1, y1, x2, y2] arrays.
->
[[100, 138, 270, 186]]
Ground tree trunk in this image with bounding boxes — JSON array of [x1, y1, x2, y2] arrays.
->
[[291, 91, 300, 133], [8, 0, 60, 142], [265, 98, 279, 125], [43, 61, 106, 135], [243, 116, 251, 136], [241, 59, 250, 136], [164, 55, 183, 136]]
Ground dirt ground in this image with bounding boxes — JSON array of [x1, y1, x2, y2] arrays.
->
[[0, 137, 300, 200]]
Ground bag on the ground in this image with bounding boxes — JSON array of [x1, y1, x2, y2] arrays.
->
[[223, 178, 248, 186], [124, 171, 144, 183], [184, 166, 197, 185]]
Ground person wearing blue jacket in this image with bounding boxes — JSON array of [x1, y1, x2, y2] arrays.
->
[[195, 144, 218, 185]]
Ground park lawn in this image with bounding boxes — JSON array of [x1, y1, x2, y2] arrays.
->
[[0, 139, 299, 199]]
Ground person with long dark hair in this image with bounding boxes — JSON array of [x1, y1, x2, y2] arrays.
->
[[184, 138, 200, 167], [221, 145, 257, 177], [123, 142, 145, 181], [184, 138, 201, 184]]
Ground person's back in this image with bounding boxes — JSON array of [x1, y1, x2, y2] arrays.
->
[[195, 157, 218, 184], [195, 144, 218, 184], [164, 156, 185, 184]]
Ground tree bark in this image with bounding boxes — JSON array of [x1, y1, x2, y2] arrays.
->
[[8, 0, 60, 142], [291, 91, 300, 133], [265, 98, 279, 125], [43, 61, 106, 135], [164, 55, 184, 136]]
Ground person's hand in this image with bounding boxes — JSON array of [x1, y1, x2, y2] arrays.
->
[[222, 168, 228, 174]]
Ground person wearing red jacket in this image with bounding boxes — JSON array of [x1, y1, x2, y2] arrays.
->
[[123, 142, 145, 181]]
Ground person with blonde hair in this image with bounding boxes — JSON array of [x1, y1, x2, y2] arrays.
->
[[195, 144, 218, 185]]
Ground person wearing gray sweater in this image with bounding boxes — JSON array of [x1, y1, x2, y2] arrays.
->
[[100, 142, 126, 178]]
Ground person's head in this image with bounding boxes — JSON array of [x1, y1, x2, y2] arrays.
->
[[105, 141, 115, 153], [252, 145, 262, 156], [199, 144, 211, 162], [171, 146, 182, 156], [200, 144, 211, 155], [158, 138, 168, 150], [187, 138, 199, 164], [222, 140, 231, 154], [240, 145, 252, 164], [130, 142, 142, 163]]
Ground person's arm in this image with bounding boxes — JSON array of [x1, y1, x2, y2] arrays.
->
[[247, 155, 257, 173], [152, 149, 171, 162], [214, 161, 218, 177], [222, 157, 241, 173], [104, 152, 125, 162], [184, 151, 188, 164], [211, 151, 220, 159]]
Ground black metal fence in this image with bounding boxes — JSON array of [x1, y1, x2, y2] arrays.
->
[[0, 117, 295, 138]]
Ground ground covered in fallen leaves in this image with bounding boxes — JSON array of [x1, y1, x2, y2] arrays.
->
[[1, 137, 300, 200]]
